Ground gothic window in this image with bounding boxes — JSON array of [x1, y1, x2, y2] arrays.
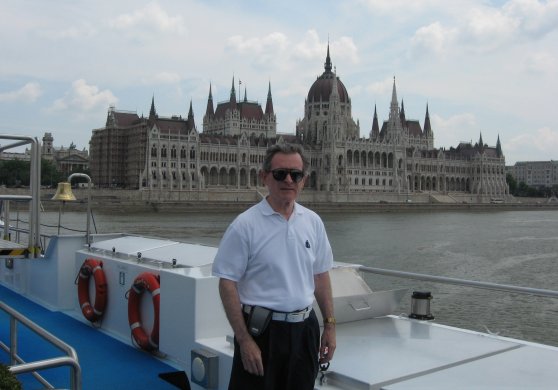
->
[[180, 147, 186, 159], [171, 146, 177, 158], [151, 145, 157, 157], [152, 171, 156, 179], [162, 171, 167, 180], [190, 147, 196, 159], [161, 146, 167, 158], [172, 171, 176, 180]]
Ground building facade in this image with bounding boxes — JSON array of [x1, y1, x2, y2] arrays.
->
[[0, 132, 89, 176], [507, 161, 558, 188], [89, 47, 508, 198]]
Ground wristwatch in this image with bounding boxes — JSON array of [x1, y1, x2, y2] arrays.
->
[[324, 317, 336, 325]]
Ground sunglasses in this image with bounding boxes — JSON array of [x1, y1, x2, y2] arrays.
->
[[270, 168, 305, 183]]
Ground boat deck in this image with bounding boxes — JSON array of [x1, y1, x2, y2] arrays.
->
[[0, 284, 185, 390], [0, 238, 29, 258]]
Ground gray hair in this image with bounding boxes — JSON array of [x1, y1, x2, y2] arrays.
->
[[262, 143, 309, 172]]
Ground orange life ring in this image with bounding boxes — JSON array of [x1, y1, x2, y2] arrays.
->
[[127, 272, 160, 351], [77, 258, 108, 323]]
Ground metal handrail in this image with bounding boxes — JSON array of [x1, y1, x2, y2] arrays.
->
[[0, 134, 42, 257], [359, 265, 558, 299], [0, 301, 82, 390]]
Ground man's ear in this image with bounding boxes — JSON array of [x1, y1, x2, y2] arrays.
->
[[258, 169, 267, 182]]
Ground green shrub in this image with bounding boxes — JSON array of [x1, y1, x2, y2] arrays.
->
[[0, 363, 22, 390]]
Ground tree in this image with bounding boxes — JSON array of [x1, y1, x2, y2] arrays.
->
[[41, 159, 63, 187], [506, 173, 517, 194]]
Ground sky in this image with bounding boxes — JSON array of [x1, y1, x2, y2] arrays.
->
[[1, 0, 557, 165]]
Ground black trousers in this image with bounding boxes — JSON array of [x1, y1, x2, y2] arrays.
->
[[228, 310, 320, 390]]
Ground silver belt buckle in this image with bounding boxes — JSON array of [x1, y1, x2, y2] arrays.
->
[[287, 312, 303, 322]]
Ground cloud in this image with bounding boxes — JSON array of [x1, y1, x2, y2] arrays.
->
[[366, 78, 394, 95], [431, 112, 478, 147], [292, 30, 359, 65], [408, 1, 558, 57], [0, 82, 42, 103], [49, 79, 117, 112], [141, 72, 183, 85], [226, 32, 289, 70], [410, 22, 457, 58], [110, 2, 186, 35], [523, 51, 557, 74], [505, 126, 558, 158], [504, 0, 558, 37]]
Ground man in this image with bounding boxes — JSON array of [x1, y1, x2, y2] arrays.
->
[[212, 143, 336, 389]]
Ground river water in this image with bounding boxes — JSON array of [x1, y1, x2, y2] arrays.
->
[[23, 208, 558, 347]]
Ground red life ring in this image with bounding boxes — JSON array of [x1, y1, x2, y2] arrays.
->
[[77, 258, 108, 323], [127, 272, 160, 351]]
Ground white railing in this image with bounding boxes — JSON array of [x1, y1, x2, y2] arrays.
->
[[359, 265, 558, 298], [0, 135, 42, 256], [0, 301, 82, 389]]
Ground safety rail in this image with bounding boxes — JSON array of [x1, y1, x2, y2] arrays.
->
[[0, 135, 42, 257], [0, 301, 82, 390], [359, 265, 558, 299]]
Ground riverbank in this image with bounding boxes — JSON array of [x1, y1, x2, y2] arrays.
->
[[2, 187, 557, 214]]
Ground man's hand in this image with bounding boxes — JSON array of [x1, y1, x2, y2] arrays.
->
[[319, 323, 336, 363], [238, 335, 264, 376]]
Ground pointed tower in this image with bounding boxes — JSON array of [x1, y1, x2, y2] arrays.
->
[[324, 43, 333, 73], [423, 103, 434, 149], [265, 81, 274, 115], [370, 104, 380, 139], [496, 135, 503, 157], [205, 84, 214, 118], [400, 99, 407, 128], [478, 132, 484, 149], [386, 77, 403, 144], [187, 100, 195, 130], [229, 77, 237, 109], [149, 95, 157, 119]]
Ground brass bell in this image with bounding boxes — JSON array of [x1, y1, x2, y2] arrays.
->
[[52, 182, 77, 201]]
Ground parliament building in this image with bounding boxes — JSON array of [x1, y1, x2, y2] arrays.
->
[[89, 47, 508, 200]]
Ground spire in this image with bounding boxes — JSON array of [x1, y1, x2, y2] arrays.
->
[[229, 76, 237, 110], [331, 66, 339, 100], [478, 132, 484, 148], [400, 99, 406, 127], [149, 95, 157, 118], [205, 84, 214, 118], [371, 104, 380, 138], [187, 100, 195, 130], [388, 77, 400, 122], [424, 103, 432, 137], [496, 134, 502, 157], [265, 81, 274, 115], [324, 42, 332, 73], [391, 77, 398, 107], [243, 87, 247, 102], [230, 76, 237, 104]]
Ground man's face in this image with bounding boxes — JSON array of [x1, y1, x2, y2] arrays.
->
[[262, 152, 306, 205]]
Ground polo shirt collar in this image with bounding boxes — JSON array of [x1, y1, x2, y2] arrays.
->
[[259, 198, 303, 217]]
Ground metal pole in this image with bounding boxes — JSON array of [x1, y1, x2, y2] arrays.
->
[[67, 173, 91, 245], [359, 265, 558, 299]]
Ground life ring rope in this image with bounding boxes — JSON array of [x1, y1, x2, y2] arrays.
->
[[76, 258, 108, 323], [127, 272, 160, 352]]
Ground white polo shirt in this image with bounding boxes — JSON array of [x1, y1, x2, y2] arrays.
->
[[212, 198, 334, 312]]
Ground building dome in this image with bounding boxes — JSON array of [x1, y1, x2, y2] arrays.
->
[[307, 47, 350, 103]]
